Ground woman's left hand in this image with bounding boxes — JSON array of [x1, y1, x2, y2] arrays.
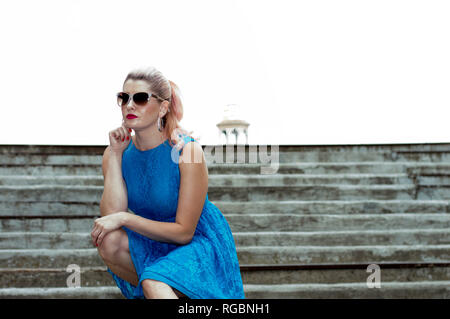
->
[[91, 212, 127, 247]]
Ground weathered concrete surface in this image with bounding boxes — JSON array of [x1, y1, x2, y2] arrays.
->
[[0, 184, 420, 202], [243, 281, 450, 299], [0, 266, 448, 288], [0, 282, 448, 299], [1, 199, 448, 216], [1, 142, 450, 163], [1, 214, 449, 233], [2, 162, 450, 176], [0, 173, 414, 186], [1, 229, 449, 249], [1, 246, 449, 268], [0, 267, 115, 288], [0, 142, 449, 298], [0, 286, 124, 299]]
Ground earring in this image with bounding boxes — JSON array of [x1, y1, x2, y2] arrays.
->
[[157, 117, 162, 132]]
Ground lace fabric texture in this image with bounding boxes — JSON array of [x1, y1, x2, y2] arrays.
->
[[106, 134, 246, 299]]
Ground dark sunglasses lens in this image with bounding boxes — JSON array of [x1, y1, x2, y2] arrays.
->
[[133, 92, 149, 105], [117, 93, 129, 107]]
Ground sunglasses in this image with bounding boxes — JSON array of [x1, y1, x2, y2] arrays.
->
[[116, 92, 169, 107]]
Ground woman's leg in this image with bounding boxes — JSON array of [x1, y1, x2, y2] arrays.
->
[[142, 279, 179, 299], [97, 228, 139, 286], [97, 229, 189, 298], [141, 280, 188, 299]]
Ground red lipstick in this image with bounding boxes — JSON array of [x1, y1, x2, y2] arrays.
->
[[126, 114, 138, 119]]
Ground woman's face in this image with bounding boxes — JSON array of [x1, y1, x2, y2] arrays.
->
[[121, 79, 164, 130]]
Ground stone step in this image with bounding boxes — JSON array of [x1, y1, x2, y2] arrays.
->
[[209, 185, 421, 201], [241, 265, 450, 285], [1, 200, 448, 217], [0, 232, 94, 249], [1, 264, 449, 288], [1, 245, 449, 268], [418, 186, 450, 200], [222, 214, 450, 232], [0, 201, 103, 216], [243, 281, 450, 298], [418, 175, 450, 186], [210, 174, 415, 187], [1, 229, 449, 250], [237, 245, 450, 265], [2, 144, 450, 164], [1, 214, 449, 233], [0, 165, 102, 176], [0, 267, 115, 288], [0, 286, 124, 299], [408, 165, 450, 176], [2, 162, 450, 176], [0, 217, 95, 233], [207, 162, 450, 176], [0, 175, 105, 186], [0, 281, 448, 298], [211, 200, 450, 215], [221, 150, 450, 164], [0, 184, 421, 202], [0, 155, 102, 166], [3, 183, 450, 202], [235, 229, 450, 246], [0, 173, 415, 187]]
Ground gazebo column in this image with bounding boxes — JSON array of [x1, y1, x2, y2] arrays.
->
[[216, 104, 250, 145]]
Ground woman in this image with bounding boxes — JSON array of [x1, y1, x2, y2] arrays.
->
[[90, 66, 245, 299]]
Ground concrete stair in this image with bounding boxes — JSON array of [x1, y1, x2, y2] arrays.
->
[[0, 143, 449, 298]]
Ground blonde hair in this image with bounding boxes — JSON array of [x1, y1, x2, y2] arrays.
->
[[123, 66, 199, 147]]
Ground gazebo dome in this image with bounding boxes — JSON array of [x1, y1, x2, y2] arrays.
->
[[216, 104, 250, 145]]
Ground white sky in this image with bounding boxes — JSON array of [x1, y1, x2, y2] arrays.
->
[[0, 0, 448, 146]]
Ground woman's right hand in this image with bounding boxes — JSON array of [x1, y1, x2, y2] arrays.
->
[[109, 122, 132, 154]]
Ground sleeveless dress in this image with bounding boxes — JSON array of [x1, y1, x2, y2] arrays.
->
[[106, 134, 246, 299]]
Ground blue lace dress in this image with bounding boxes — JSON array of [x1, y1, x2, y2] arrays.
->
[[106, 134, 246, 299]]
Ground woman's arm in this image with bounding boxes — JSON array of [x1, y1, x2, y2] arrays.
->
[[119, 141, 208, 245], [120, 214, 187, 244], [99, 146, 128, 216]]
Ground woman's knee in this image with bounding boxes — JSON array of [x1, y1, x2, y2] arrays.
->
[[97, 229, 126, 263]]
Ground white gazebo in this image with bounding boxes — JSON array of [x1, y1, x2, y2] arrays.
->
[[216, 104, 250, 145]]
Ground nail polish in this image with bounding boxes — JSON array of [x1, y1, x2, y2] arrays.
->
[[128, 128, 132, 132], [127, 136, 129, 140]]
